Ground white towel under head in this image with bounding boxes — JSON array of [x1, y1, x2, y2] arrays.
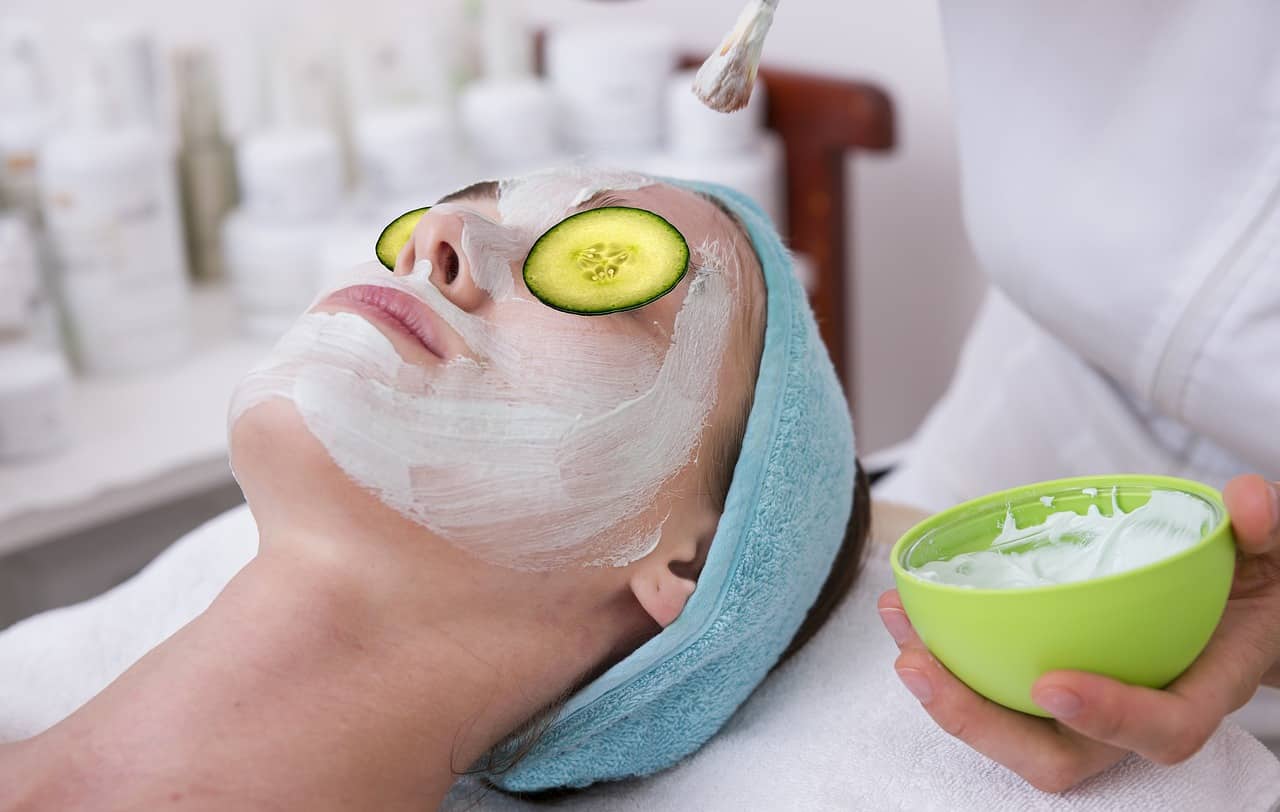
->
[[1, 506, 1277, 810]]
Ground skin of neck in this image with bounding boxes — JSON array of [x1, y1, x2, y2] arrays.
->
[[1, 404, 664, 811]]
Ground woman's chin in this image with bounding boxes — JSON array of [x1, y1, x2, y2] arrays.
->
[[229, 401, 354, 522], [229, 399, 441, 547]]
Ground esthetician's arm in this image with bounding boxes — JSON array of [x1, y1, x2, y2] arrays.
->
[[877, 474, 1280, 793]]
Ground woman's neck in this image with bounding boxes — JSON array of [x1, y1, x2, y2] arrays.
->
[[5, 523, 632, 811]]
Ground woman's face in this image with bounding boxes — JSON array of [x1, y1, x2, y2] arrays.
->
[[229, 169, 761, 573]]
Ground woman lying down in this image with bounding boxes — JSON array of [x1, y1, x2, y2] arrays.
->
[[4, 169, 1271, 810], [0, 169, 872, 808]]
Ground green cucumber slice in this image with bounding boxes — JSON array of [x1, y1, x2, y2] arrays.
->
[[522, 207, 689, 315], [375, 207, 430, 270]]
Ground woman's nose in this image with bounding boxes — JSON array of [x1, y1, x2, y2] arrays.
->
[[393, 209, 487, 311]]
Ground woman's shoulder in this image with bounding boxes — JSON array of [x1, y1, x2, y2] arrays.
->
[[0, 505, 258, 742]]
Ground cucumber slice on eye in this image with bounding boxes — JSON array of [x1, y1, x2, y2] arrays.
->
[[522, 207, 690, 315], [375, 207, 430, 270]]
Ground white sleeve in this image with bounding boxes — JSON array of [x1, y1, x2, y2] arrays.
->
[[875, 290, 1249, 513], [938, 0, 1280, 475]]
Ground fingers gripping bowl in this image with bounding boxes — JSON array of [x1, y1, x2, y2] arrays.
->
[[890, 475, 1235, 716]]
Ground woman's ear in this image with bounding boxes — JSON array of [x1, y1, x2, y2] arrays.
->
[[628, 515, 716, 628], [629, 565, 697, 628]]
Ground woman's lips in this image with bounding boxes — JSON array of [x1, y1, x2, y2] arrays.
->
[[320, 285, 447, 360]]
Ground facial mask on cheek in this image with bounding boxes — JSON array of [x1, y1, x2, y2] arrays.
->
[[229, 234, 734, 571]]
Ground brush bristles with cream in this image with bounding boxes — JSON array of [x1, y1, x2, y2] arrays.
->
[[692, 0, 779, 113]]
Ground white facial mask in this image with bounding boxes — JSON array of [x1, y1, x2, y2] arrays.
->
[[230, 170, 735, 571]]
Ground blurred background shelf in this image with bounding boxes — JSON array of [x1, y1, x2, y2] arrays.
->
[[0, 0, 987, 629], [0, 284, 260, 558]]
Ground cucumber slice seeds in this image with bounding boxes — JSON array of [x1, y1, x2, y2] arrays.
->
[[523, 207, 689, 315], [375, 207, 430, 270]]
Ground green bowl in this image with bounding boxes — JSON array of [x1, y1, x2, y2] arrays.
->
[[889, 475, 1235, 717]]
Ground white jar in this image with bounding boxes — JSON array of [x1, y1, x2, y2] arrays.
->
[[461, 77, 558, 175], [353, 106, 461, 202], [666, 69, 766, 157], [0, 342, 72, 461], [236, 128, 343, 222], [546, 24, 675, 153], [40, 124, 192, 375], [221, 209, 329, 340]]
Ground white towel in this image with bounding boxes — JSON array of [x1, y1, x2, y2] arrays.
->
[[446, 554, 1280, 811], [3, 506, 1278, 810], [0, 506, 258, 742]]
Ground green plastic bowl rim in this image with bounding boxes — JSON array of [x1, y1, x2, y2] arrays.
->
[[889, 474, 1231, 597]]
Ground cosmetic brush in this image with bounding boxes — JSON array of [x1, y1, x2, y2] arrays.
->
[[692, 0, 780, 113]]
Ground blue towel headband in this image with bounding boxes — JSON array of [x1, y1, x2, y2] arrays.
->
[[486, 180, 856, 790]]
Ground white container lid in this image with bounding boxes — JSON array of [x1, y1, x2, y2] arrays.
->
[[666, 68, 766, 157], [461, 77, 556, 168], [237, 127, 343, 221]]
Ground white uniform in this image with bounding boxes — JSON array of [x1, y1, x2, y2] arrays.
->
[[880, 0, 1280, 743], [887, 0, 1280, 507]]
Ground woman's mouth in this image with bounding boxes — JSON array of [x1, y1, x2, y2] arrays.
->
[[320, 285, 447, 360]]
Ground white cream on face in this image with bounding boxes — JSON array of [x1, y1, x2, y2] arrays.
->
[[909, 489, 1216, 589], [230, 170, 735, 571]]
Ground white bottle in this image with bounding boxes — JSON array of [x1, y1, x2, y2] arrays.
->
[[0, 21, 53, 226], [342, 22, 448, 116], [174, 46, 238, 281], [0, 215, 72, 461], [39, 29, 191, 376], [267, 37, 350, 181], [0, 214, 59, 346]]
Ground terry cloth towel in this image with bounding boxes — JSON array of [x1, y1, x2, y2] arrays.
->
[[483, 180, 858, 790], [446, 551, 1280, 811], [3, 508, 1278, 809]]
